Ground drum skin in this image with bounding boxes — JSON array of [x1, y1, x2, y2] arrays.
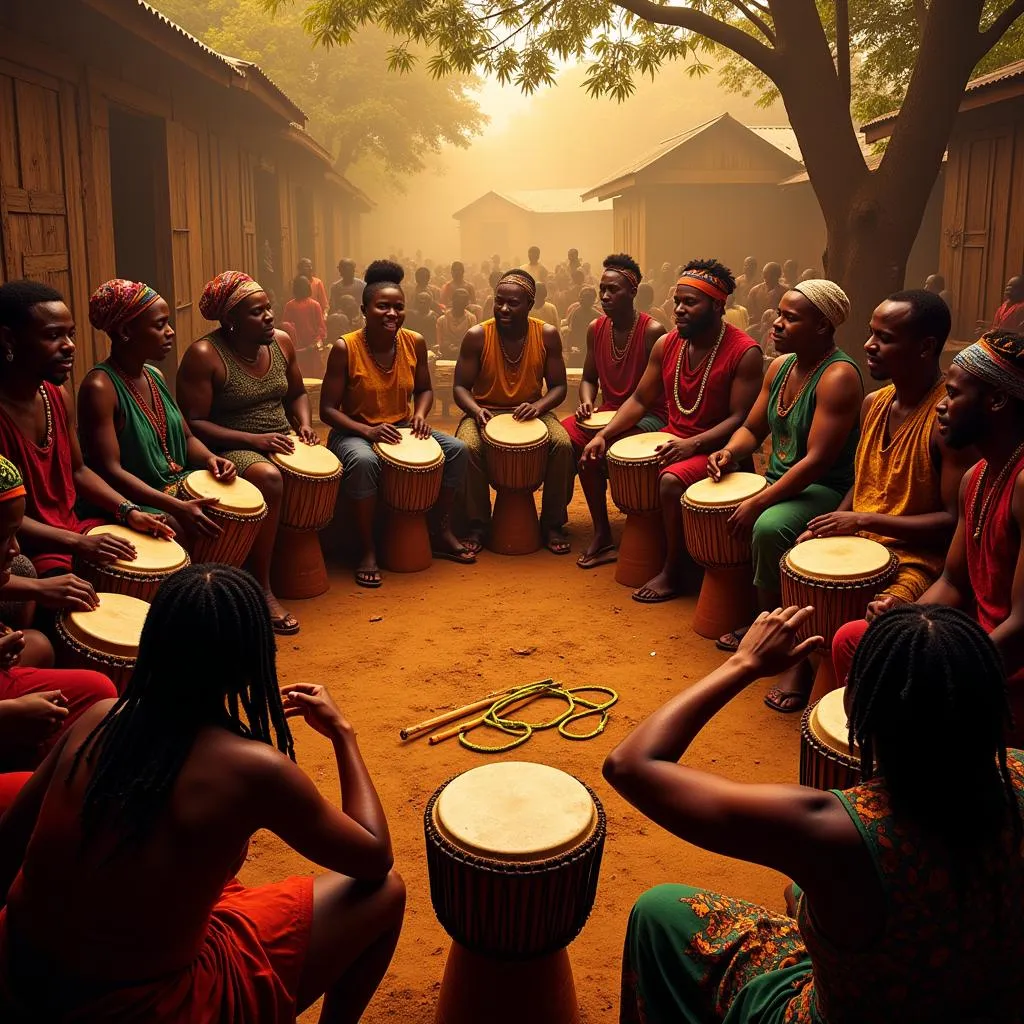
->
[[683, 474, 768, 569], [55, 594, 148, 695], [424, 777, 606, 960], [77, 527, 189, 603]]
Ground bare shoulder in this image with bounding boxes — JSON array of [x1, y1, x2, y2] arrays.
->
[[179, 337, 217, 370], [541, 322, 563, 349], [461, 324, 486, 350], [644, 317, 667, 344], [765, 353, 789, 383], [78, 368, 114, 401], [273, 327, 296, 358], [819, 358, 863, 394]]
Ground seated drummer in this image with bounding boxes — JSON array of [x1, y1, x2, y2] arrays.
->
[[78, 280, 237, 548], [177, 271, 319, 636], [0, 455, 117, 817], [0, 564, 405, 1020], [603, 605, 1024, 1024], [0, 280, 172, 591], [706, 280, 863, 713], [834, 330, 1024, 743], [561, 253, 667, 570], [582, 259, 763, 602], [453, 269, 575, 556], [320, 259, 473, 589]]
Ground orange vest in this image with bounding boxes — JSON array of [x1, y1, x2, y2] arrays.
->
[[472, 318, 547, 409], [342, 328, 417, 425]]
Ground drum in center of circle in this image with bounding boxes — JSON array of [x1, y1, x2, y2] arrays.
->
[[800, 686, 861, 791], [373, 428, 445, 573], [76, 523, 189, 603], [606, 431, 676, 587], [482, 415, 549, 555], [180, 470, 267, 567]]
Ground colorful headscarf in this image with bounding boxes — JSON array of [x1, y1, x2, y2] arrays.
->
[[792, 279, 851, 330], [499, 269, 537, 303], [88, 279, 160, 334], [0, 455, 25, 504], [954, 330, 1024, 400], [676, 268, 730, 303], [198, 271, 265, 322]]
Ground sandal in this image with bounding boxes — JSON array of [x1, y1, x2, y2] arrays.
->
[[764, 686, 809, 714], [576, 544, 617, 569], [355, 568, 383, 589], [716, 627, 749, 653], [432, 546, 477, 565], [632, 585, 681, 604], [461, 534, 484, 557], [272, 613, 300, 636], [546, 536, 572, 555]]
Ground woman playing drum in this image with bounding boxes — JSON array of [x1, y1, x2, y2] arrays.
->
[[78, 280, 238, 547], [321, 260, 473, 588], [176, 271, 318, 635], [604, 603, 1024, 1024], [0, 564, 405, 1022]]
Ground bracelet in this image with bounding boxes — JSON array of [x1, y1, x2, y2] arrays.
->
[[115, 500, 142, 525]]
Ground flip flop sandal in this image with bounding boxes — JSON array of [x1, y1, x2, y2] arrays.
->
[[576, 544, 618, 569], [546, 538, 572, 555], [631, 588, 681, 604], [764, 688, 810, 714], [715, 627, 749, 653], [355, 569, 383, 589], [272, 614, 300, 636], [432, 547, 477, 565], [461, 536, 484, 557]]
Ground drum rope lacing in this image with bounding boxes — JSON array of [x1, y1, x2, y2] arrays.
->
[[458, 681, 619, 754]]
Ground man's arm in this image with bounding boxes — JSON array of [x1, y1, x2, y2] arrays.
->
[[531, 324, 567, 415], [590, 337, 669, 445], [987, 470, 1024, 677], [577, 321, 600, 414], [709, 355, 781, 472], [410, 334, 434, 431], [453, 326, 487, 421], [643, 316, 667, 356], [683, 346, 765, 457]]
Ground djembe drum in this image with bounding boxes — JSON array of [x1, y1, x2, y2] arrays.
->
[[270, 441, 343, 599], [800, 687, 861, 791], [780, 537, 898, 699], [578, 410, 615, 435], [180, 470, 267, 567], [425, 761, 605, 1024], [374, 428, 445, 573], [606, 431, 675, 587], [77, 524, 189, 603], [55, 592, 149, 693], [303, 377, 323, 427], [482, 415, 549, 555], [682, 472, 767, 639]]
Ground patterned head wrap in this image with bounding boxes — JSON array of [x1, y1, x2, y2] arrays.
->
[[0, 455, 25, 504], [606, 266, 640, 291], [198, 271, 265, 322], [954, 330, 1024, 400], [676, 268, 730, 303], [498, 270, 537, 303], [88, 279, 160, 334], [791, 279, 851, 329]]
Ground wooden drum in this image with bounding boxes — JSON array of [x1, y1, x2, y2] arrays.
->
[[78, 524, 189, 603], [578, 410, 615, 435], [606, 431, 675, 587], [800, 687, 861, 791], [482, 415, 549, 555], [55, 592, 149, 694], [683, 472, 767, 639], [781, 537, 898, 698], [425, 761, 605, 1024], [270, 441, 343, 599], [374, 428, 445, 573], [180, 470, 267, 567]]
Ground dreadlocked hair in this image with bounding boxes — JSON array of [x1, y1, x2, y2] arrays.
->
[[69, 564, 294, 847], [848, 604, 1021, 850], [679, 258, 736, 295], [362, 259, 405, 306]]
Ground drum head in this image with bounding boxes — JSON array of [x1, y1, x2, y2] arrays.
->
[[685, 472, 767, 507], [786, 536, 892, 581], [608, 431, 676, 462], [65, 593, 149, 658], [809, 688, 859, 758], [376, 427, 444, 466], [580, 410, 616, 431], [435, 761, 596, 862], [86, 524, 188, 572], [272, 440, 342, 477], [483, 415, 548, 447], [183, 470, 265, 514]]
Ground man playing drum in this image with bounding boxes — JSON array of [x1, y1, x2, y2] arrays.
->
[[453, 269, 575, 556], [177, 271, 318, 635], [582, 259, 763, 602], [833, 330, 1024, 743], [561, 253, 667, 569], [707, 280, 863, 712], [320, 260, 473, 588]]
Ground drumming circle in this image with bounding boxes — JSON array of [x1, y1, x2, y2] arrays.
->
[[271, 440, 342, 477], [607, 431, 676, 462], [483, 415, 548, 447], [181, 470, 265, 514], [580, 410, 615, 432], [808, 687, 859, 759], [66, 592, 149, 658], [785, 536, 892, 581], [85, 524, 188, 573], [376, 427, 444, 467], [684, 472, 768, 507], [435, 761, 597, 861]]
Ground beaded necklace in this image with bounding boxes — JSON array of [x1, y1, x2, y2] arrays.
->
[[609, 311, 640, 364], [776, 346, 837, 418], [971, 441, 1024, 541], [109, 360, 182, 473], [673, 321, 726, 417], [37, 384, 54, 448]]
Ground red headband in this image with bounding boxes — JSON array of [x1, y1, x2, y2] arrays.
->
[[676, 274, 728, 303]]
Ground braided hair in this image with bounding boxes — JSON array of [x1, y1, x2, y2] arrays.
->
[[362, 259, 405, 306], [69, 564, 294, 847], [848, 604, 1020, 849]]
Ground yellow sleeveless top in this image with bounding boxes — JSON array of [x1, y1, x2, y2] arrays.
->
[[473, 318, 547, 409], [342, 328, 417, 425], [852, 377, 947, 601]]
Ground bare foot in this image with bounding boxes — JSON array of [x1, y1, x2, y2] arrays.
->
[[576, 532, 617, 568], [461, 529, 485, 557], [431, 526, 476, 564], [632, 569, 682, 604], [265, 590, 299, 635], [545, 529, 571, 555]]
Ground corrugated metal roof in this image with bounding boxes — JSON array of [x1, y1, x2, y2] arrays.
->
[[453, 189, 613, 218]]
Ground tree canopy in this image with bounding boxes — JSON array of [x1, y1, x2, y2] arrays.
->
[[153, 0, 485, 176]]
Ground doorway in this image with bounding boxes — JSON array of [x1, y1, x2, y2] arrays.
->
[[254, 167, 283, 306]]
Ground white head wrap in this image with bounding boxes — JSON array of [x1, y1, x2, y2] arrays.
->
[[792, 279, 851, 329]]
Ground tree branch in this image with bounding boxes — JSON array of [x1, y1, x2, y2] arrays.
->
[[835, 0, 850, 106], [980, 0, 1024, 50], [723, 0, 776, 44], [609, 0, 779, 77]]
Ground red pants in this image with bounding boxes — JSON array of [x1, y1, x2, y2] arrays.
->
[[831, 619, 869, 690]]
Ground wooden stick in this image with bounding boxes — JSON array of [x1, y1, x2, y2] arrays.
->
[[427, 687, 556, 745], [399, 686, 517, 741]]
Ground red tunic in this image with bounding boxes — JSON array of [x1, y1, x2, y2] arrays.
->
[[593, 313, 664, 417], [0, 383, 103, 574]]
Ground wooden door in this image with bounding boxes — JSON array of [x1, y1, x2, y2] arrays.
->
[[240, 155, 258, 281]]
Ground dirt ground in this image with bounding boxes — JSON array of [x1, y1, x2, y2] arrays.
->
[[253, 424, 802, 1023]]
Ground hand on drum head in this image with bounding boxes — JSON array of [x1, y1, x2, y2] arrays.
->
[[252, 432, 296, 455], [177, 497, 223, 539], [706, 448, 733, 481], [733, 606, 824, 678], [512, 402, 541, 421], [410, 414, 431, 440], [0, 690, 69, 752], [581, 434, 606, 464], [77, 530, 137, 564], [656, 437, 698, 467], [804, 510, 863, 539], [575, 400, 593, 422], [866, 593, 902, 622], [280, 682, 351, 739], [726, 497, 762, 538], [367, 423, 403, 445], [207, 456, 237, 483], [473, 407, 493, 428], [296, 426, 320, 446], [29, 573, 99, 612], [0, 628, 25, 670], [128, 509, 176, 541]]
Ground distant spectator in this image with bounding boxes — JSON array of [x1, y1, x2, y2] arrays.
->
[[326, 311, 348, 343], [329, 258, 365, 313], [283, 274, 326, 377], [745, 262, 786, 327], [441, 261, 475, 306], [566, 286, 600, 354], [435, 288, 477, 359], [637, 282, 672, 330], [404, 292, 438, 340], [532, 283, 560, 327], [782, 259, 800, 288], [734, 256, 758, 306], [566, 247, 582, 274], [338, 294, 364, 332], [521, 245, 549, 284], [414, 266, 443, 311], [297, 257, 329, 314], [924, 273, 952, 310], [800, 267, 818, 283], [991, 275, 1024, 333], [723, 292, 750, 332]]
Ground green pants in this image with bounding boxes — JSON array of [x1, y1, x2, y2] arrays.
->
[[752, 484, 844, 591], [455, 411, 575, 532]]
